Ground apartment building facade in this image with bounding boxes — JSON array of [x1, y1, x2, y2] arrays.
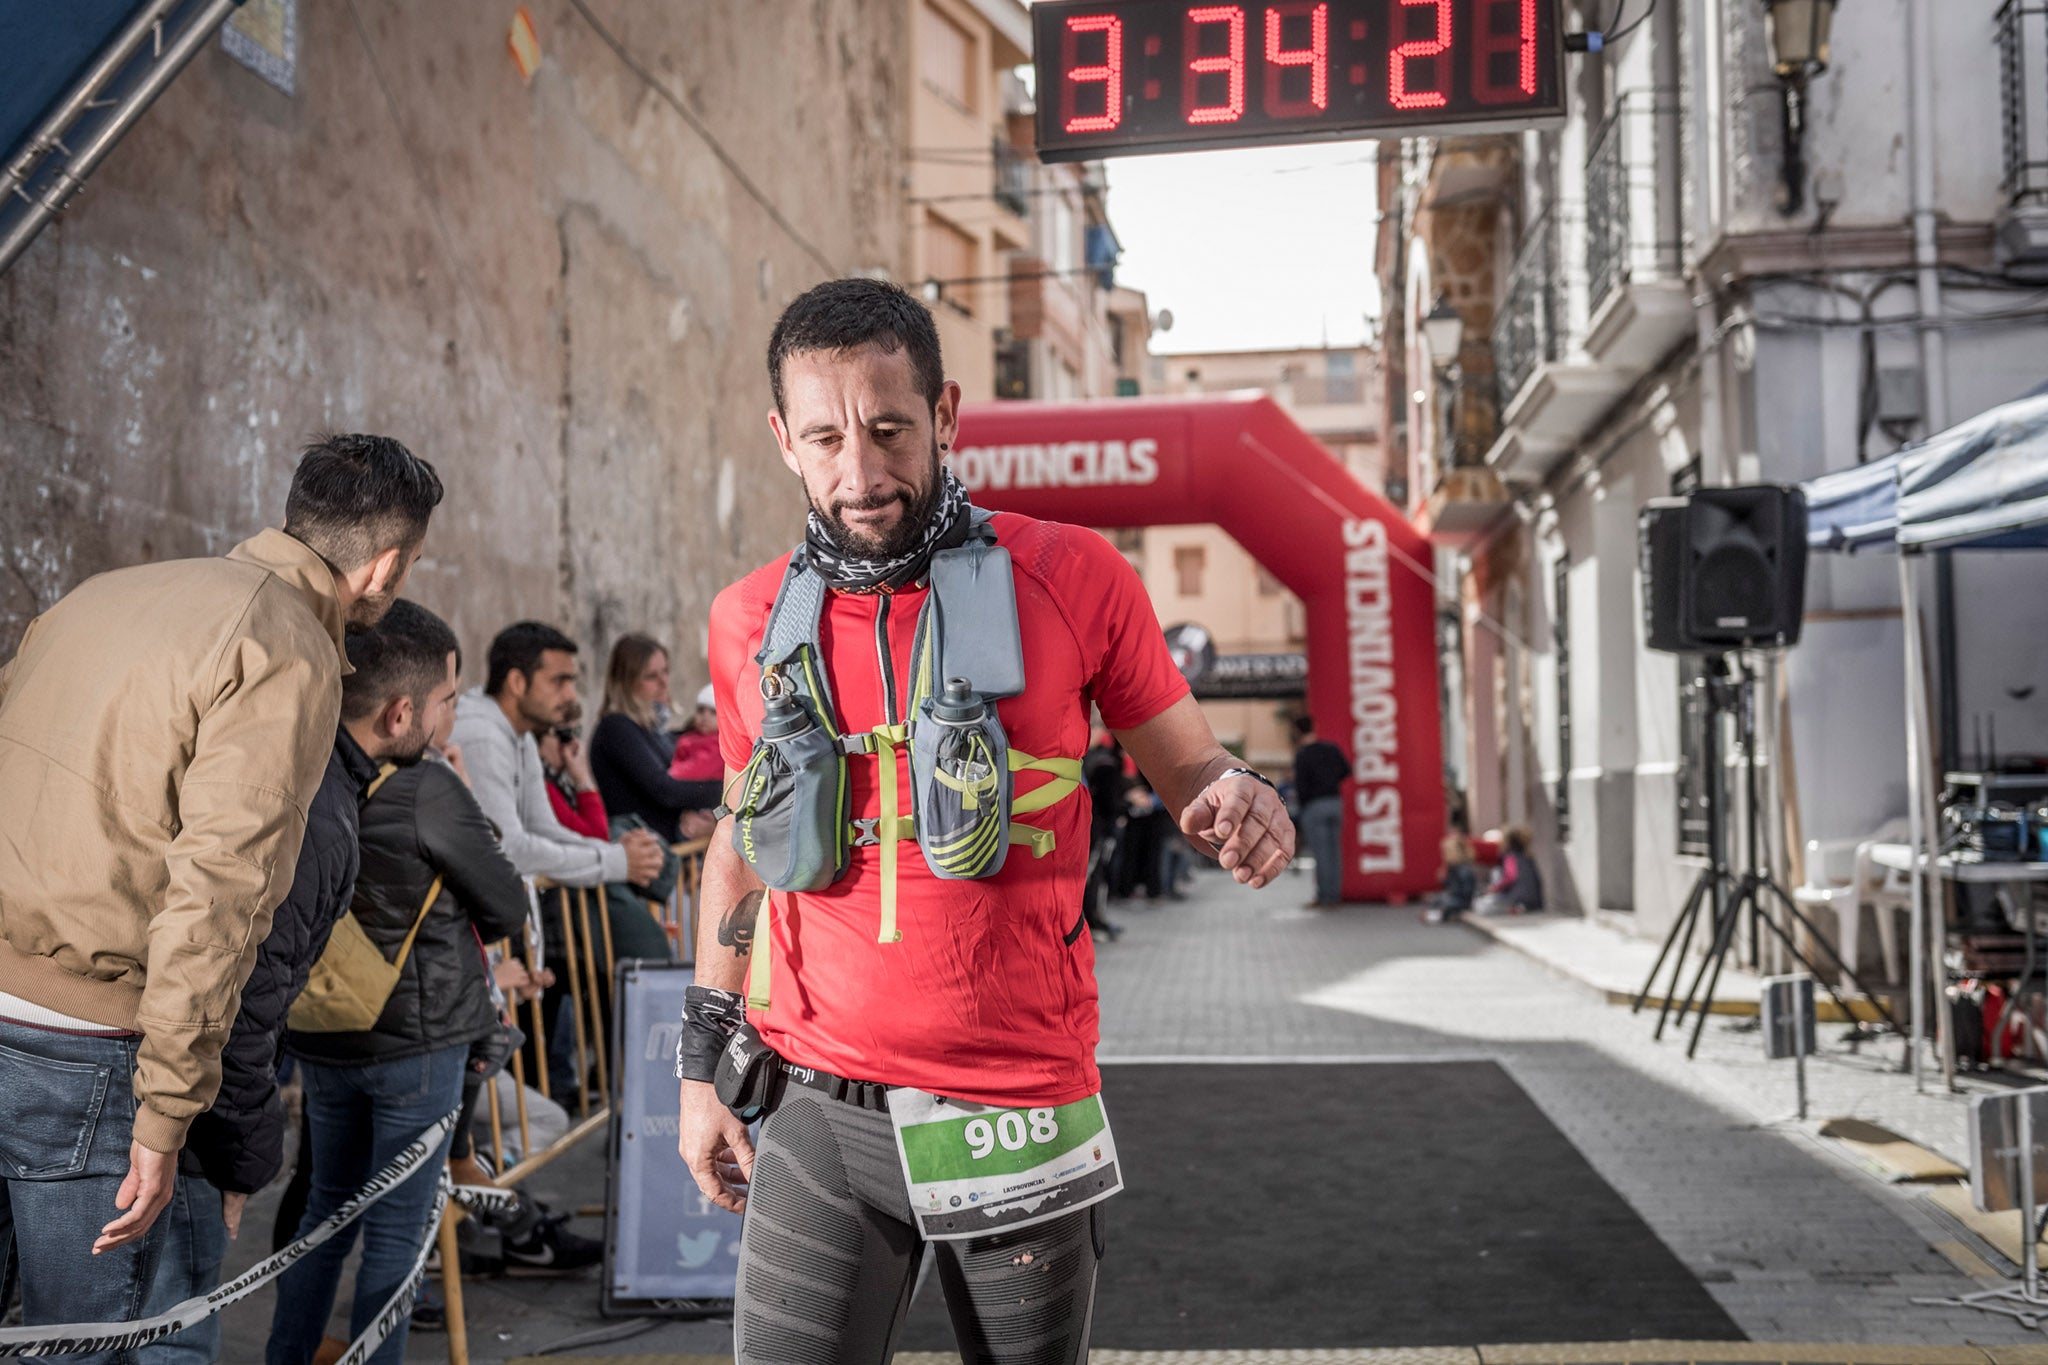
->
[[1385, 0, 2048, 938]]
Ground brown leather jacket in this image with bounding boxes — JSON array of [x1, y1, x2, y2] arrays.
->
[[0, 530, 347, 1153]]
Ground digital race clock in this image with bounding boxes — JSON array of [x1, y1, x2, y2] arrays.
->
[[1032, 0, 1566, 162]]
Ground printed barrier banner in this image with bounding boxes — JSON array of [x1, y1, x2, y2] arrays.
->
[[604, 959, 746, 1314]]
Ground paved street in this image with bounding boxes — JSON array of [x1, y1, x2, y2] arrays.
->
[[205, 867, 2046, 1361], [1094, 872, 2034, 1349]]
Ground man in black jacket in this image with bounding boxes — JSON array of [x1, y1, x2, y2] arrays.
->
[[269, 602, 536, 1365], [140, 605, 458, 1363]]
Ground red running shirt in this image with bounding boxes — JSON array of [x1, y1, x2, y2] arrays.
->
[[709, 513, 1189, 1106]]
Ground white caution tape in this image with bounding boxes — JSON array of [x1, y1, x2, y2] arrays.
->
[[325, 1172, 449, 1365], [448, 1180, 523, 1218], [0, 1110, 463, 1358]]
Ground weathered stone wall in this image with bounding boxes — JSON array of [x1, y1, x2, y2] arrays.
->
[[0, 1, 907, 699]]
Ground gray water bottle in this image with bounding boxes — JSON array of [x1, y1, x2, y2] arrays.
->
[[933, 678, 994, 788], [760, 687, 815, 743]]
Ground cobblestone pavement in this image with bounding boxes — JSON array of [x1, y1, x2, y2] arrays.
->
[[1090, 870, 2039, 1348]]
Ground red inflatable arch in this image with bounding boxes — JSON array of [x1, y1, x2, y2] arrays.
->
[[952, 393, 1443, 904]]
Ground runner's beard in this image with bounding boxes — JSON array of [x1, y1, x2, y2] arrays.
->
[[816, 441, 944, 560]]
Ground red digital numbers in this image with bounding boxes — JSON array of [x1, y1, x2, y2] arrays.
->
[[1048, 1, 1552, 151], [1183, 6, 1247, 125], [1063, 13, 1124, 134], [1472, 0, 1539, 103], [1263, 3, 1329, 117], [1389, 0, 1452, 110]]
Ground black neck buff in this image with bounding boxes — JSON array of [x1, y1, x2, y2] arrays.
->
[[804, 466, 973, 594]]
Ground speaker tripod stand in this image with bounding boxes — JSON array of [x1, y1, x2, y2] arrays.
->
[[1632, 654, 1902, 1057]]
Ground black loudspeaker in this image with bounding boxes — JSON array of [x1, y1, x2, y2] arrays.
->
[[1639, 485, 1809, 653]]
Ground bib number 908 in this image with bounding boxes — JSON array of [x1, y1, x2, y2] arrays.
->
[[964, 1108, 1060, 1159]]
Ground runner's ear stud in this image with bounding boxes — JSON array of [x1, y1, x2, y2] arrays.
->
[[940, 442, 950, 450]]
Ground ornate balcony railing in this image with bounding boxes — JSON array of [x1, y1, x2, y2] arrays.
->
[[1586, 109, 1629, 310], [1494, 211, 1561, 411], [2000, 0, 2048, 204], [1586, 94, 1682, 314]]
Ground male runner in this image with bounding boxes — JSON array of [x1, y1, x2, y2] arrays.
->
[[677, 278, 1294, 1365]]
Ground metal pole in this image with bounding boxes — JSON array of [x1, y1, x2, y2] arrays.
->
[[2023, 1092, 2040, 1303], [0, 0, 185, 200], [0, 0, 241, 274], [1795, 987, 1810, 1122], [1901, 552, 1930, 1088], [1907, 0, 1949, 436]]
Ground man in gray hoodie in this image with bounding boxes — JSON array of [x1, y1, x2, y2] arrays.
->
[[447, 621, 664, 889]]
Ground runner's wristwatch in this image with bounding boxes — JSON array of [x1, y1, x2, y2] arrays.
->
[[1209, 767, 1276, 792]]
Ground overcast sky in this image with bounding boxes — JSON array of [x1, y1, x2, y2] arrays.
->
[[1103, 141, 1383, 356]]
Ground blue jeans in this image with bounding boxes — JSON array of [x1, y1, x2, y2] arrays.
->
[[1301, 795, 1344, 904], [264, 1047, 465, 1365], [139, 1175, 228, 1364], [0, 1018, 166, 1365]]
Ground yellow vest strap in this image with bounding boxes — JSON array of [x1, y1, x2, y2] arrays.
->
[[1009, 823, 1057, 857], [1008, 750, 1083, 816], [746, 891, 772, 1009], [873, 726, 908, 944]]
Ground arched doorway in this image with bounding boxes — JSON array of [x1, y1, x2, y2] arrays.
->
[[953, 393, 1443, 903]]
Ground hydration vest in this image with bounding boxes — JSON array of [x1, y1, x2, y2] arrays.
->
[[719, 512, 1085, 1007]]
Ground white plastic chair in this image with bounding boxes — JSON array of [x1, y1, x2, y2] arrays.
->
[[1795, 818, 1912, 987]]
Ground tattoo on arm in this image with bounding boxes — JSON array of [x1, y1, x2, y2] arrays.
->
[[717, 890, 761, 957]]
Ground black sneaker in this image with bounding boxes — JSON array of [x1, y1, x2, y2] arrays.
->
[[501, 1213, 604, 1275]]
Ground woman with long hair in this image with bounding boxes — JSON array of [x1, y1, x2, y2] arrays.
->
[[590, 632, 721, 843]]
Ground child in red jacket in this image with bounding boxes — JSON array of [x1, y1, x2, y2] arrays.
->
[[669, 684, 722, 782]]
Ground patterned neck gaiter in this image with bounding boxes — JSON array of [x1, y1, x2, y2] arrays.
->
[[802, 466, 973, 595]]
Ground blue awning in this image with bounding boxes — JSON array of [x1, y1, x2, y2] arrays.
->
[[1804, 452, 1903, 552], [1803, 387, 2048, 553]]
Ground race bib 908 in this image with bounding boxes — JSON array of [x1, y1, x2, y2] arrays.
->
[[888, 1089, 1122, 1240]]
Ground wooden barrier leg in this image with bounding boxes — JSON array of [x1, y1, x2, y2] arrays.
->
[[557, 888, 591, 1117], [508, 1049, 532, 1160], [575, 887, 611, 1105], [485, 1066, 506, 1173], [524, 916, 551, 1104], [598, 888, 619, 989], [487, 938, 513, 1170], [437, 1204, 469, 1365]]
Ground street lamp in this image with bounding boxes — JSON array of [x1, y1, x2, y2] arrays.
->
[[1762, 0, 1836, 73], [1421, 297, 1466, 466], [1421, 297, 1465, 368], [1760, 0, 1839, 215]]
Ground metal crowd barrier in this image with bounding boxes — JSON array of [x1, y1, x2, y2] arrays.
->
[[438, 841, 708, 1364]]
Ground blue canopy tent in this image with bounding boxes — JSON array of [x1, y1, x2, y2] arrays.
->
[[1802, 388, 2048, 1087]]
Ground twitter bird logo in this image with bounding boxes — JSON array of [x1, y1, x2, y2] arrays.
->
[[677, 1230, 724, 1269]]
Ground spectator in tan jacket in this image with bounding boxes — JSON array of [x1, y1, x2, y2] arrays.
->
[[0, 433, 440, 1350]]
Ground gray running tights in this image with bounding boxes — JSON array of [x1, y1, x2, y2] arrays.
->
[[735, 1091, 1103, 1365]]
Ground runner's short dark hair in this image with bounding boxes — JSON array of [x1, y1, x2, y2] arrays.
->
[[342, 600, 458, 723], [284, 433, 443, 572], [767, 277, 944, 417], [486, 621, 579, 697]]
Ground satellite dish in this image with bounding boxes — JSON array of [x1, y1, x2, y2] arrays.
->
[[1152, 308, 1174, 333]]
